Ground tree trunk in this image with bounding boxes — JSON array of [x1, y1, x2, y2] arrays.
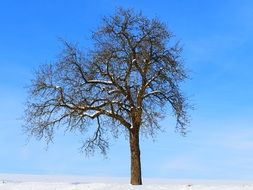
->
[[129, 129, 142, 185]]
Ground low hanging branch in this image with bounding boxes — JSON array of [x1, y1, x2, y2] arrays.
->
[[24, 8, 190, 185]]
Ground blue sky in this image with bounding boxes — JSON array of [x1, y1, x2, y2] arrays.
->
[[1, 0, 253, 180]]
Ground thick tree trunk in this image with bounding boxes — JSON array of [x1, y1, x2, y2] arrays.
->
[[129, 129, 142, 185]]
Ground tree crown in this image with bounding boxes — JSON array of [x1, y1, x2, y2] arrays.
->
[[24, 8, 189, 155]]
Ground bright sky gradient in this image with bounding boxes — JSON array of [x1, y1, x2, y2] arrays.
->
[[1, 0, 253, 180]]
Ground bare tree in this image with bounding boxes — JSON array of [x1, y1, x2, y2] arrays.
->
[[24, 8, 189, 185]]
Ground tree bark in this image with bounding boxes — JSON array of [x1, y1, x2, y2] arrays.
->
[[129, 128, 142, 185]]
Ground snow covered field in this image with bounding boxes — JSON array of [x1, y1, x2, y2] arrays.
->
[[0, 174, 253, 190]]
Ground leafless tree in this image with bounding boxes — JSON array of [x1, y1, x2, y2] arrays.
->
[[24, 8, 189, 185]]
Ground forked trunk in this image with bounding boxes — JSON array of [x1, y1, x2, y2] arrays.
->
[[129, 129, 142, 185]]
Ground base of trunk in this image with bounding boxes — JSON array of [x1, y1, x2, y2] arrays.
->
[[131, 178, 142, 185]]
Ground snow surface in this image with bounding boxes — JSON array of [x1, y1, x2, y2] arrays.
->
[[0, 174, 253, 190]]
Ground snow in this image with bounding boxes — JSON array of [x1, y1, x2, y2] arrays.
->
[[0, 174, 253, 190], [82, 111, 101, 118], [88, 80, 113, 85]]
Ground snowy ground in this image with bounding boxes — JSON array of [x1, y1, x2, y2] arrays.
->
[[0, 174, 253, 190]]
